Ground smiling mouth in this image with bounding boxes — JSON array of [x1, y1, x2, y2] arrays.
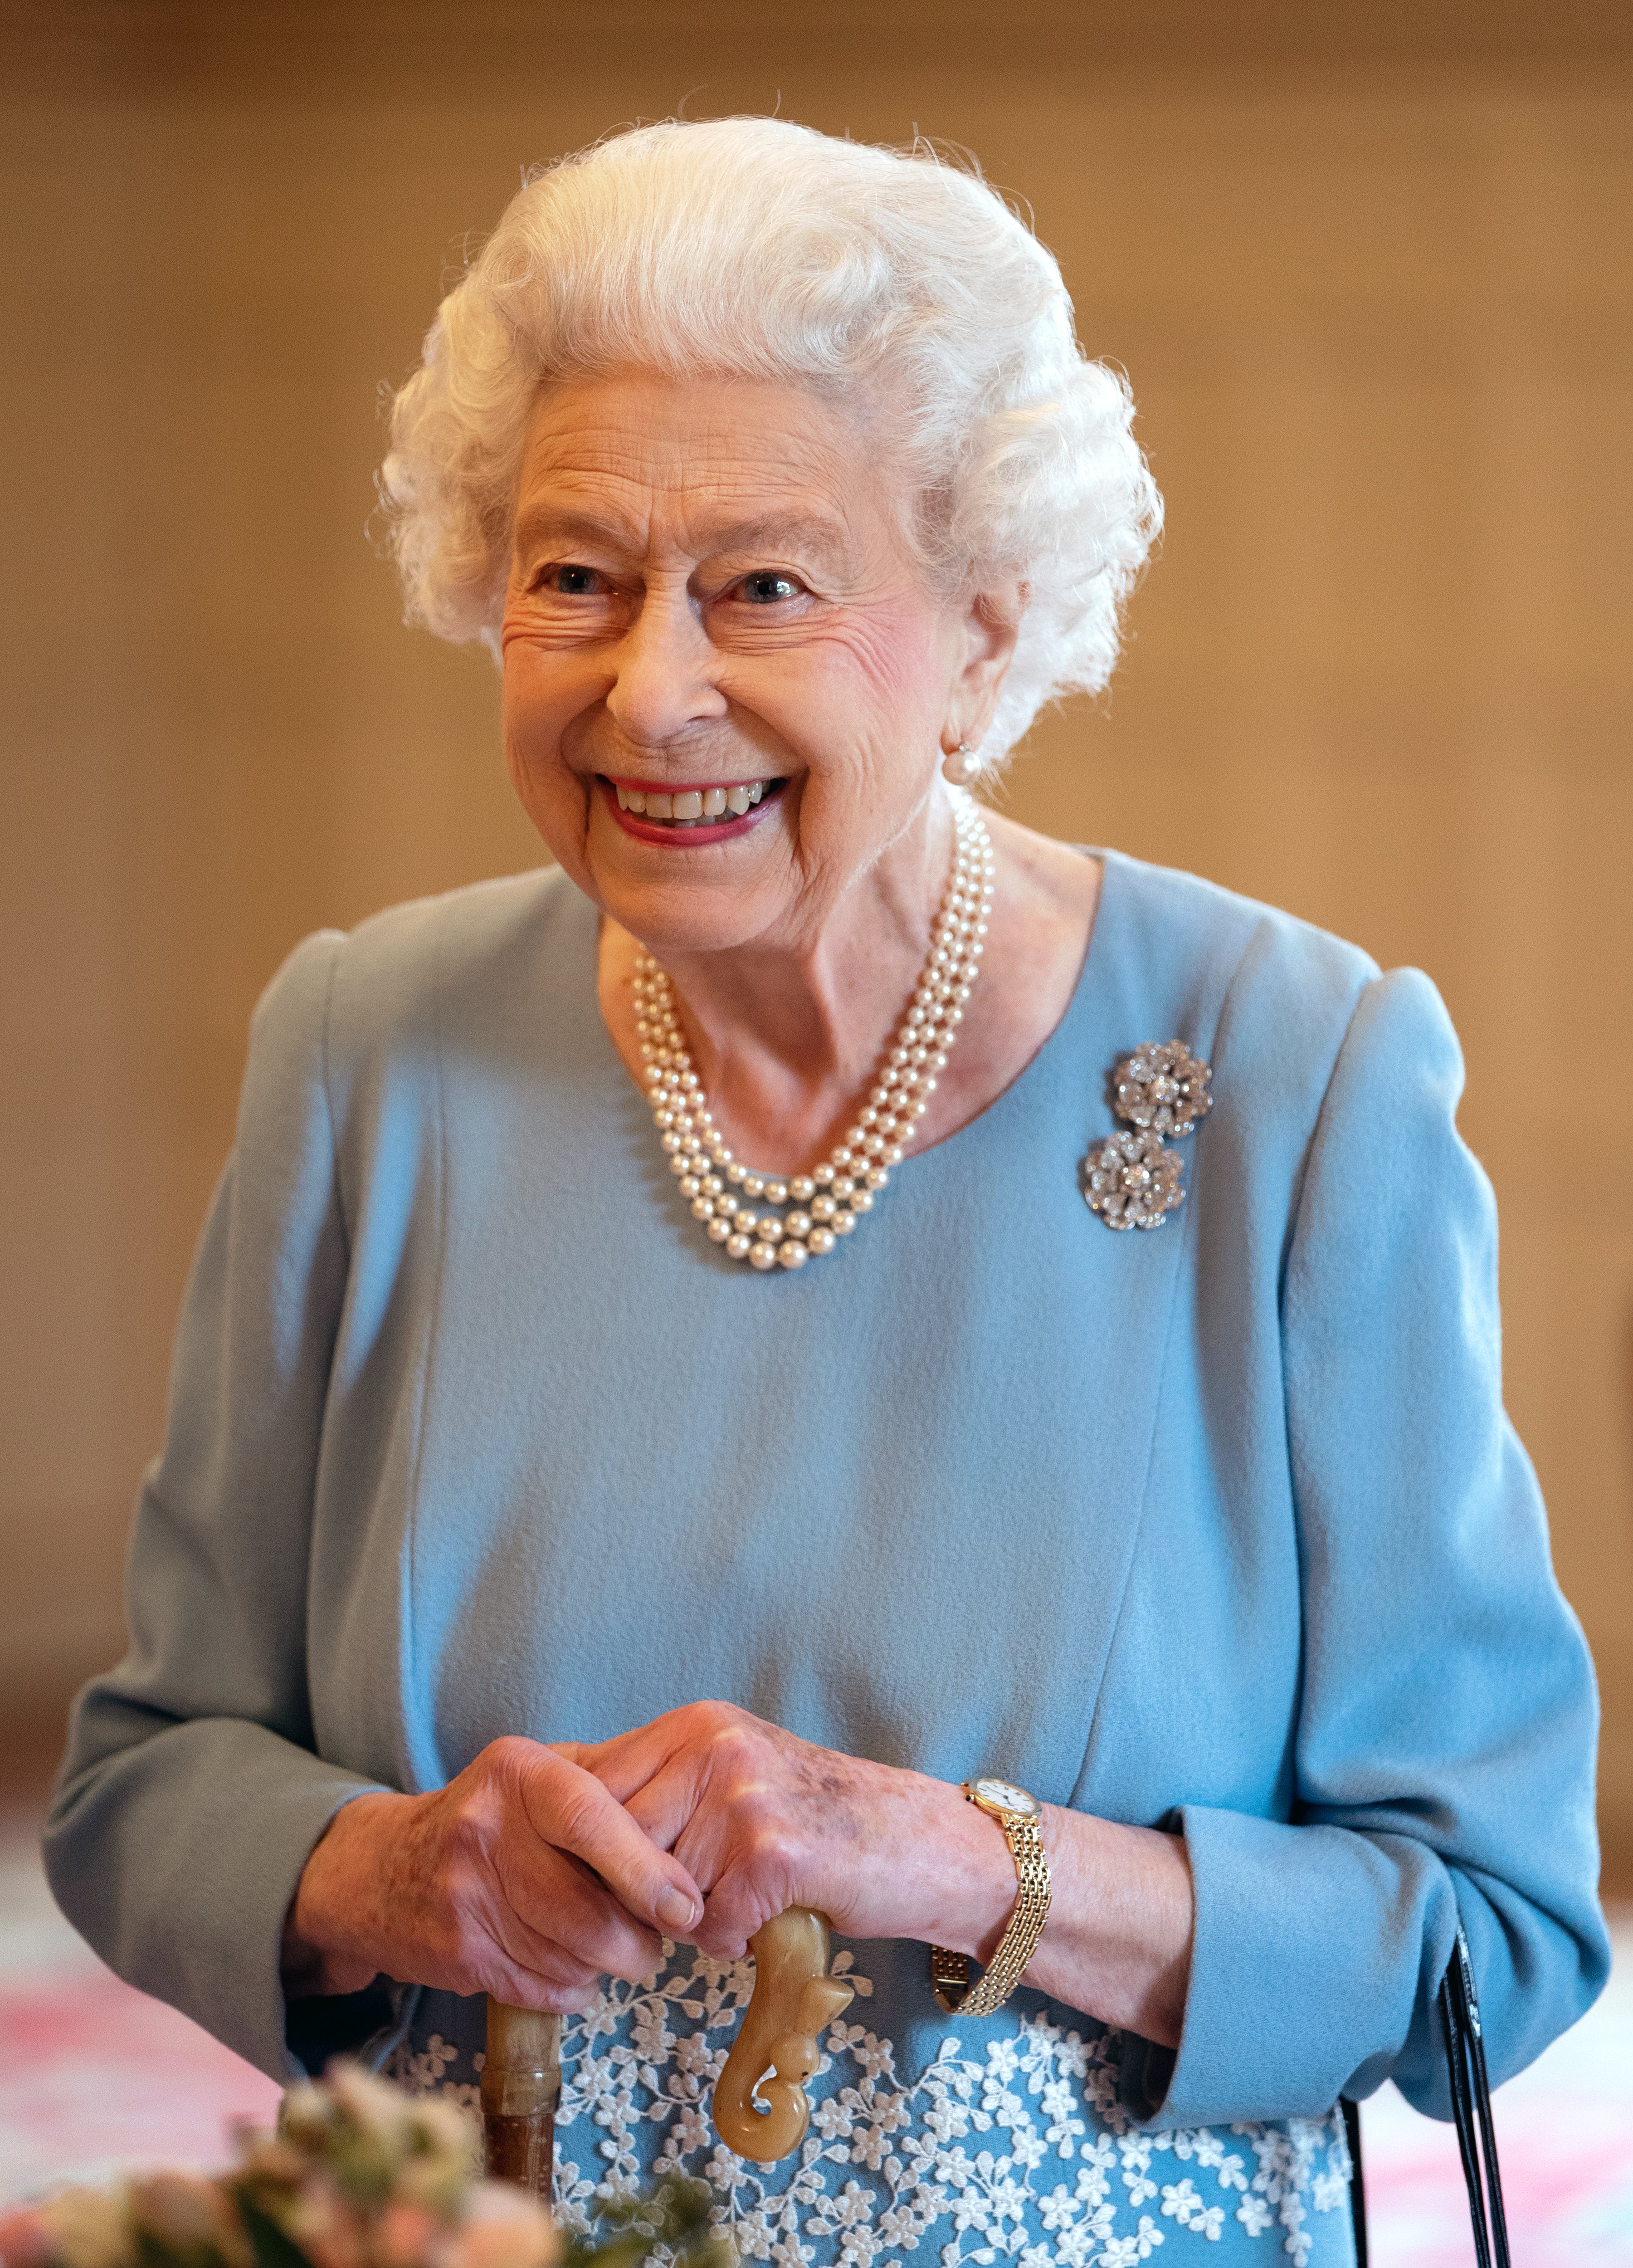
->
[[601, 775, 785, 837], [612, 777, 778, 824]]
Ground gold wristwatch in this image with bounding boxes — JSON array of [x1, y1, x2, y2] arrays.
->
[[929, 1776, 1052, 2018]]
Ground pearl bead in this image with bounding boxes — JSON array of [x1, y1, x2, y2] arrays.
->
[[749, 1242, 777, 1271], [790, 1177, 815, 1201], [660, 1132, 683, 1154], [866, 1168, 889, 1190], [761, 1217, 785, 1242], [733, 1210, 757, 1234], [810, 1194, 836, 1219], [786, 1211, 813, 1238], [765, 1182, 788, 1205], [743, 1176, 765, 1198], [668, 1155, 691, 1178], [850, 1189, 875, 1213], [704, 1175, 724, 1196], [858, 1106, 879, 1127], [690, 1196, 714, 1219], [814, 1163, 835, 1185], [776, 1240, 809, 1269], [833, 1176, 855, 1198], [831, 1209, 856, 1235], [882, 1146, 904, 1168], [707, 1217, 732, 1242], [726, 1163, 746, 1183], [679, 1176, 701, 1198], [726, 1232, 752, 1258]]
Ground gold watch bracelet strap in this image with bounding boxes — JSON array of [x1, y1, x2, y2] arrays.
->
[[930, 1808, 1052, 2019]]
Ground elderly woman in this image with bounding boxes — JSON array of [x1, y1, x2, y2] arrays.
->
[[48, 119, 1604, 2265]]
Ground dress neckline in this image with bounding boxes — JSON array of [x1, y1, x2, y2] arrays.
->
[[579, 847, 1115, 1182]]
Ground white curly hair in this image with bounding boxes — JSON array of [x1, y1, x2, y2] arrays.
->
[[381, 117, 1161, 765]]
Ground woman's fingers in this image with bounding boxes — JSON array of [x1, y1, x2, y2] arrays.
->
[[490, 1836, 670, 1983], [494, 1738, 705, 1941]]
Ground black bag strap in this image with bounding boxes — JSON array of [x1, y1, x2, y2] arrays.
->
[[1340, 2096, 1368, 2268], [1342, 1923, 1509, 2268], [1438, 1923, 1511, 2268]]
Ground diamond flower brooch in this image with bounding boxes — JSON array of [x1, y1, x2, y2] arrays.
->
[[1082, 1039, 1213, 1230]]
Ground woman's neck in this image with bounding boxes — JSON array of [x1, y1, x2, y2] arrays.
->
[[597, 811, 1102, 1178]]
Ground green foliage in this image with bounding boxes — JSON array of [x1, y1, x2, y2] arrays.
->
[[564, 2180, 735, 2268]]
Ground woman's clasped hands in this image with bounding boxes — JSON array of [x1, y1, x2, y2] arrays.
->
[[282, 1703, 1014, 2016]]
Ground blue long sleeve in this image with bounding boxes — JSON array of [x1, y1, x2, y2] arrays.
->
[[44, 929, 388, 2081], [1162, 967, 1608, 2125]]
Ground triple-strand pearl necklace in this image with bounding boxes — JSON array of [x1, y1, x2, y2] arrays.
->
[[634, 794, 994, 1271]]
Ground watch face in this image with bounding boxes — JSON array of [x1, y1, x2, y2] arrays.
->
[[972, 1776, 1039, 1817]]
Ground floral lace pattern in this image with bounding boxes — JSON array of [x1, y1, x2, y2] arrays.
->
[[391, 1945, 1351, 2266]]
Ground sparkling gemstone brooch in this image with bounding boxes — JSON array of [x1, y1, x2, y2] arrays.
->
[[1082, 1039, 1212, 1230]]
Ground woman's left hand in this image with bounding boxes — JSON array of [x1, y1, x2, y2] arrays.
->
[[556, 1702, 1013, 1962], [561, 1700, 1196, 2048]]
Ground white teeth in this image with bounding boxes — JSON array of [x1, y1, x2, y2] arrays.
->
[[616, 777, 771, 823]]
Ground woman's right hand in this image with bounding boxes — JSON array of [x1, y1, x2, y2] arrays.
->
[[280, 1736, 705, 2011]]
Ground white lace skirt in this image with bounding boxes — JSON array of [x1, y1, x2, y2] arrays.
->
[[390, 1939, 1358, 2268]]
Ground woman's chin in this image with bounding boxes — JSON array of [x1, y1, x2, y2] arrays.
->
[[591, 865, 787, 958], [585, 813, 797, 955]]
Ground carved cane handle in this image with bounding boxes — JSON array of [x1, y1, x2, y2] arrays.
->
[[712, 1906, 856, 2163]]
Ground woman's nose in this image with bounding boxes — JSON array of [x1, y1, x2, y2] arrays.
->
[[604, 587, 727, 744]]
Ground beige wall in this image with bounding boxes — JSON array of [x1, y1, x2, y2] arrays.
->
[[4, 4, 1631, 1874]]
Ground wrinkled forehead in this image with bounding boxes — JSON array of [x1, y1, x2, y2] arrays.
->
[[510, 366, 910, 567]]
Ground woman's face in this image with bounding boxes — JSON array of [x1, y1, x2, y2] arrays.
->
[[500, 369, 1013, 958]]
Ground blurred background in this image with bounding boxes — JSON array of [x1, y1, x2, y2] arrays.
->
[[2, 0, 1631, 1906]]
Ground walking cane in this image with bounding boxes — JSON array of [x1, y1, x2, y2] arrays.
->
[[482, 1998, 562, 2196], [483, 1903, 851, 2191]]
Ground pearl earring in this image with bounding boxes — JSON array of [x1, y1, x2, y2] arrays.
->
[[943, 740, 980, 787]]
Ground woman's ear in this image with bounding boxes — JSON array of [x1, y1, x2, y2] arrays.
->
[[945, 577, 1027, 756]]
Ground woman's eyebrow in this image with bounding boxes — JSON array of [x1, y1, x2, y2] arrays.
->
[[702, 513, 852, 570], [511, 503, 852, 570]]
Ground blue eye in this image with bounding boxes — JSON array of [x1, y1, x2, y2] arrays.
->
[[741, 572, 801, 604], [550, 565, 600, 594]]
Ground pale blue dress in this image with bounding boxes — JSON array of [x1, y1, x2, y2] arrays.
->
[[45, 851, 1608, 2268]]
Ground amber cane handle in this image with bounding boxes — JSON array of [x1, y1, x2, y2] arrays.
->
[[482, 1997, 562, 2196], [712, 1906, 855, 2163]]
